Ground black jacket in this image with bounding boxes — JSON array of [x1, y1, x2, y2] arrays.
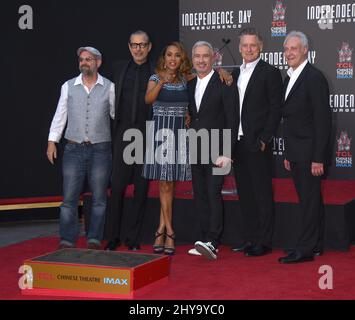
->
[[187, 71, 239, 160], [232, 59, 283, 152], [282, 62, 332, 163]]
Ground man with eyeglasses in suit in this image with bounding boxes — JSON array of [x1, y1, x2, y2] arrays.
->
[[104, 30, 154, 251], [47, 47, 114, 250]]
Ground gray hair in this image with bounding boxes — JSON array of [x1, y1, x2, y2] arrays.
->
[[129, 30, 150, 43], [239, 27, 263, 43], [284, 31, 309, 48], [192, 41, 214, 56]]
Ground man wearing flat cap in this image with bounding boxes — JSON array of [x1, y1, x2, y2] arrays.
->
[[47, 46, 115, 250]]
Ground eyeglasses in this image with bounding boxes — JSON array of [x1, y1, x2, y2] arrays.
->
[[78, 57, 96, 62], [129, 42, 149, 49]]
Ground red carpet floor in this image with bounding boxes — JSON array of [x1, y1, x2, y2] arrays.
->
[[2, 178, 355, 206], [138, 178, 355, 205], [1, 236, 355, 300]]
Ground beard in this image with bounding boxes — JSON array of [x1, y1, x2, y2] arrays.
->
[[80, 65, 94, 76]]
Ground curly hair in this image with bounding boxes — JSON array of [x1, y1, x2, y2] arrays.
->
[[155, 42, 192, 78]]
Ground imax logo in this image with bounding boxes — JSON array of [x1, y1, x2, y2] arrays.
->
[[103, 278, 128, 286]]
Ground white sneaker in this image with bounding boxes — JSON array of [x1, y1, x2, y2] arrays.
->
[[194, 241, 218, 260], [188, 247, 218, 256], [188, 248, 202, 255]]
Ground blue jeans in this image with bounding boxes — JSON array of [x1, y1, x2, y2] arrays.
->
[[60, 142, 111, 246]]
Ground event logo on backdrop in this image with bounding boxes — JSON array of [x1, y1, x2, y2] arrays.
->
[[260, 51, 288, 70], [271, 0, 287, 37], [307, 3, 355, 28], [181, 9, 252, 31], [336, 131, 352, 168], [330, 94, 355, 113], [336, 42, 353, 79], [260, 50, 316, 70], [272, 136, 285, 156]]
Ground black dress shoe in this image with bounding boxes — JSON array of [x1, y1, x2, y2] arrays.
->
[[231, 241, 253, 253], [283, 248, 295, 255], [284, 248, 323, 256], [244, 245, 272, 257], [127, 245, 141, 251], [313, 248, 324, 256], [104, 239, 120, 251], [278, 251, 314, 264]]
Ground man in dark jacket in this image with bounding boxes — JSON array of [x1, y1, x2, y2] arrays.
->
[[278, 31, 331, 264], [105, 30, 154, 251], [231, 28, 283, 257]]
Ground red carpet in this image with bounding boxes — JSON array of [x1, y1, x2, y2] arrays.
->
[[136, 178, 355, 205], [2, 178, 355, 206], [1, 236, 355, 300]]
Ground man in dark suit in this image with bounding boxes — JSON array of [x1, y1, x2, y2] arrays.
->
[[230, 28, 283, 256], [187, 41, 239, 260], [105, 30, 154, 251], [278, 31, 331, 264]]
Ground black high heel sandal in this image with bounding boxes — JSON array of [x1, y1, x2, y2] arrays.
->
[[164, 233, 175, 256], [153, 231, 165, 254]]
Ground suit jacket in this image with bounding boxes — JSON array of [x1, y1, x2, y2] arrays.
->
[[111, 59, 154, 136], [232, 59, 283, 152], [187, 71, 239, 160], [282, 62, 332, 163]]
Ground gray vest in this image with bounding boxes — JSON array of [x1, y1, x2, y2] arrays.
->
[[64, 76, 112, 144]]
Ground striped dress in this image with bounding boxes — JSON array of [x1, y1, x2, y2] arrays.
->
[[142, 74, 191, 181]]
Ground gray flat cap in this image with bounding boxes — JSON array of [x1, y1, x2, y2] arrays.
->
[[77, 46, 102, 59]]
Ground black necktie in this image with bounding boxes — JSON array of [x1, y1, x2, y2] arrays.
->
[[131, 66, 140, 124]]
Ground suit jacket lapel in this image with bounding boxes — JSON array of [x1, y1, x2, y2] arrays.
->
[[283, 75, 290, 102], [113, 61, 130, 133], [242, 59, 264, 108], [285, 62, 309, 103], [149, 61, 155, 75], [197, 71, 219, 114], [116, 61, 130, 108], [189, 77, 198, 115], [232, 68, 240, 81]]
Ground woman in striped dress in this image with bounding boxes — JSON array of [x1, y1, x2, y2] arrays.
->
[[142, 42, 193, 255]]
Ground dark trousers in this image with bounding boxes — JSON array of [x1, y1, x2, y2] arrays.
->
[[233, 139, 274, 247], [106, 125, 148, 246], [191, 163, 225, 248], [290, 161, 325, 255]]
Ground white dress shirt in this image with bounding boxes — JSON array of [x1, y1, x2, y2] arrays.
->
[[195, 69, 215, 112], [285, 59, 308, 100], [48, 74, 115, 142], [237, 57, 261, 139]]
